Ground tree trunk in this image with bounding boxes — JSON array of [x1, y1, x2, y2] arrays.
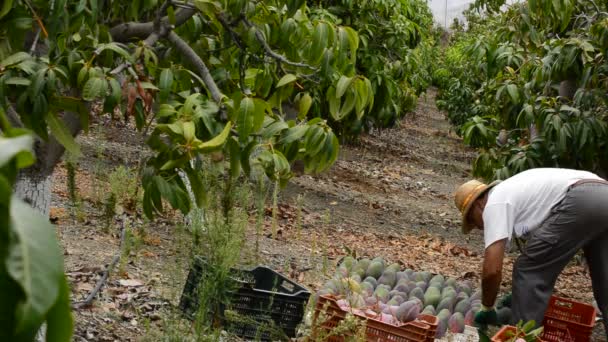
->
[[559, 78, 577, 100], [13, 167, 53, 217]]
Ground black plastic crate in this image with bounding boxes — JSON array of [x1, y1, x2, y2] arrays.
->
[[179, 257, 311, 341]]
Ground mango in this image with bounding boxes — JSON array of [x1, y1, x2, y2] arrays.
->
[[422, 305, 436, 316], [360, 282, 374, 296], [386, 263, 401, 273], [365, 296, 378, 306], [448, 312, 465, 333], [363, 276, 378, 288], [423, 286, 441, 307], [456, 292, 469, 302], [408, 287, 424, 302], [351, 265, 367, 278], [387, 295, 405, 306], [374, 286, 390, 303], [350, 274, 362, 283], [441, 286, 455, 297], [435, 318, 448, 338], [340, 256, 356, 270], [470, 290, 482, 301], [395, 300, 420, 323], [413, 272, 424, 282], [378, 270, 397, 288], [335, 266, 349, 278], [415, 281, 428, 292], [437, 308, 451, 322], [445, 277, 457, 288], [437, 296, 456, 312], [454, 298, 471, 314], [393, 283, 410, 295], [411, 297, 424, 309], [349, 294, 366, 308], [357, 258, 371, 271], [324, 279, 340, 292], [441, 286, 457, 299], [390, 290, 408, 300], [430, 274, 445, 284], [404, 268, 414, 278], [464, 309, 475, 326], [402, 280, 417, 294], [372, 256, 385, 266], [420, 271, 432, 283], [366, 261, 384, 279], [395, 271, 408, 282], [458, 281, 472, 296]]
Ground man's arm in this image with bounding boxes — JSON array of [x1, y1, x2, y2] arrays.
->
[[481, 238, 507, 307]]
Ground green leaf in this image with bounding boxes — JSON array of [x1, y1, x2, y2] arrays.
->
[[196, 121, 233, 152], [336, 76, 353, 98], [0, 134, 34, 168], [47, 111, 82, 157], [240, 140, 257, 176], [521, 320, 536, 333], [276, 74, 297, 88], [139, 82, 159, 90], [506, 84, 519, 103], [8, 197, 65, 334], [82, 77, 105, 101], [0, 0, 12, 19], [45, 277, 73, 342], [5, 77, 31, 86], [95, 43, 133, 61], [154, 176, 190, 215], [159, 68, 173, 98], [262, 120, 289, 139], [237, 97, 254, 142], [280, 125, 308, 144], [252, 99, 268, 132], [0, 52, 30, 69], [158, 104, 177, 117], [327, 87, 340, 121], [311, 22, 329, 63], [183, 121, 196, 142], [298, 93, 313, 120]]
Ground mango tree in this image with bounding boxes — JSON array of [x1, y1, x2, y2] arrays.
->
[[0, 0, 436, 339], [436, 0, 608, 180]]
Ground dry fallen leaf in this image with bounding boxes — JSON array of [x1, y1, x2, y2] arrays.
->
[[118, 279, 144, 287]]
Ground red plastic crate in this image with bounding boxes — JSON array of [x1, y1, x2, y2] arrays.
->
[[312, 295, 438, 341], [542, 296, 596, 342], [491, 325, 545, 342]]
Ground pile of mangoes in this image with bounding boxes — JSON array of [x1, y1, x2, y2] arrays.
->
[[317, 256, 510, 338]]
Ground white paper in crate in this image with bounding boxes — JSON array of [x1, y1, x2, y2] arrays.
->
[[435, 325, 479, 342]]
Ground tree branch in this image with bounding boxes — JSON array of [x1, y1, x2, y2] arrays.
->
[[143, 0, 174, 47], [110, 7, 196, 43], [241, 17, 317, 70], [4, 101, 24, 128], [166, 31, 224, 104], [72, 222, 128, 309]]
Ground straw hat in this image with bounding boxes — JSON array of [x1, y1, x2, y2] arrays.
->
[[454, 180, 501, 234]]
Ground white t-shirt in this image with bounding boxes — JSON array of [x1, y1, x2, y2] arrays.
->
[[483, 168, 602, 249]]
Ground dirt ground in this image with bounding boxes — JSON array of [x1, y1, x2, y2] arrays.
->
[[51, 89, 605, 341]]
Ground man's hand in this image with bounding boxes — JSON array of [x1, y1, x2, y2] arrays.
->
[[474, 305, 498, 329]]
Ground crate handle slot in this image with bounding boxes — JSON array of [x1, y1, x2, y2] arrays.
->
[[280, 280, 295, 292], [554, 300, 573, 309]]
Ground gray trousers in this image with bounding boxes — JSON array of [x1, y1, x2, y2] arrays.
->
[[512, 182, 608, 338]]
